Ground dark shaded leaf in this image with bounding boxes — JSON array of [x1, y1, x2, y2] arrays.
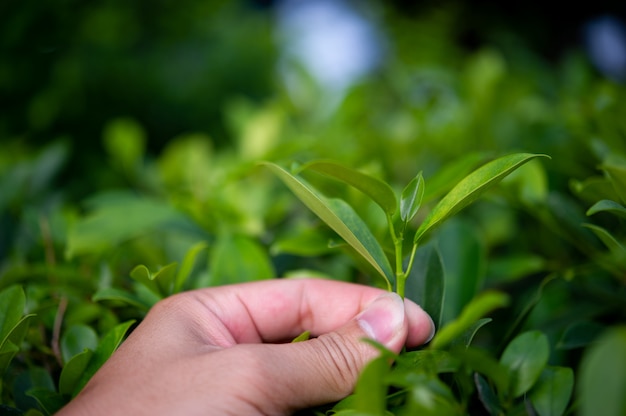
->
[[405, 243, 444, 329], [430, 291, 509, 349], [475, 373, 503, 415], [556, 321, 605, 350], [530, 366, 574, 416]]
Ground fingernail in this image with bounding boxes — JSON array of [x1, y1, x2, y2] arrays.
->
[[425, 313, 436, 343], [357, 292, 405, 346]]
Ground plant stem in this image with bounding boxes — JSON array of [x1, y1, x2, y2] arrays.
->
[[405, 242, 419, 278], [396, 272, 406, 298], [387, 214, 404, 295]]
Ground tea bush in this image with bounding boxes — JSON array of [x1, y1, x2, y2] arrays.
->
[[1, 3, 626, 415]]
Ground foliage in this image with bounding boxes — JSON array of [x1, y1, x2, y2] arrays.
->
[[2, 2, 626, 415]]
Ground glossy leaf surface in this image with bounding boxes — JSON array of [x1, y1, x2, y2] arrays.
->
[[302, 160, 397, 215], [414, 153, 549, 244], [586, 199, 626, 219], [400, 171, 425, 223], [262, 162, 394, 289]]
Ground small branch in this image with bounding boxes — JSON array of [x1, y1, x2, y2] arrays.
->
[[52, 297, 68, 366], [405, 243, 419, 278]]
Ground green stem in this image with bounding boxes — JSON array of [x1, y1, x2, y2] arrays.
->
[[387, 214, 405, 295], [396, 272, 406, 298], [405, 242, 419, 278]]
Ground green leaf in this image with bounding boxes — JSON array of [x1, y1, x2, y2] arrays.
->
[[586, 199, 626, 219], [13, 367, 56, 412], [601, 157, 626, 204], [400, 171, 425, 223], [129, 264, 161, 298], [59, 349, 93, 397], [353, 356, 389, 414], [397, 349, 460, 374], [0, 341, 19, 376], [0, 285, 25, 345], [475, 373, 504, 415], [500, 274, 557, 350], [430, 291, 509, 349], [578, 326, 626, 416], [270, 225, 336, 256], [92, 287, 154, 310], [423, 152, 486, 202], [174, 241, 208, 293], [414, 153, 549, 244], [582, 223, 626, 254], [500, 330, 550, 398], [556, 321, 605, 350], [0, 314, 33, 373], [390, 372, 460, 416], [73, 320, 135, 395], [129, 262, 179, 298], [437, 219, 486, 325], [291, 330, 310, 343], [530, 366, 574, 416], [501, 158, 549, 205], [449, 318, 492, 348], [301, 160, 397, 215], [102, 118, 146, 174], [456, 347, 510, 394], [66, 192, 187, 258], [405, 243, 444, 329], [27, 388, 66, 416], [210, 233, 274, 285], [60, 325, 98, 364], [261, 162, 394, 289], [151, 262, 179, 296]]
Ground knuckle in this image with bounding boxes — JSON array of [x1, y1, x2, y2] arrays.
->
[[310, 332, 367, 396]]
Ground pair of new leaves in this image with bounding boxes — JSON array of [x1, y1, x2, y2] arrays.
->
[[262, 153, 548, 292]]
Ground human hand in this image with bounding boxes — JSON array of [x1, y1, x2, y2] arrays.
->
[[57, 278, 435, 415]]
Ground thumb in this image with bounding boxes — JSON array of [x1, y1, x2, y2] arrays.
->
[[268, 292, 411, 412]]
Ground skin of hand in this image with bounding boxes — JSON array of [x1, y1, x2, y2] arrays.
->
[[57, 278, 435, 416]]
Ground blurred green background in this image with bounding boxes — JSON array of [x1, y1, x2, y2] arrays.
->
[[3, 0, 625, 191]]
